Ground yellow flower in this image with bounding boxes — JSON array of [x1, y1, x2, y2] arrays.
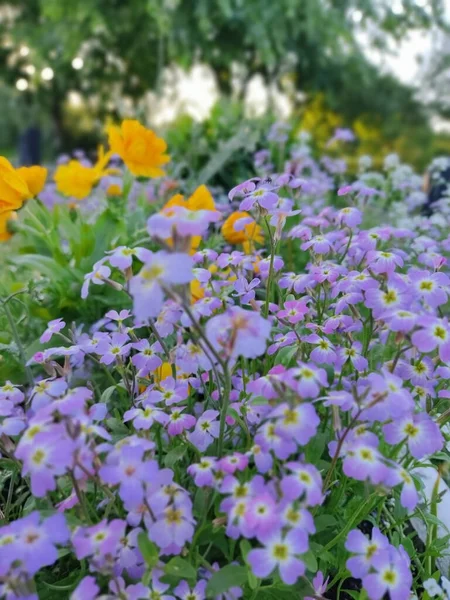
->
[[16, 166, 47, 197], [190, 279, 205, 303], [54, 146, 113, 200], [0, 157, 31, 212], [0, 210, 17, 242], [153, 362, 173, 382], [106, 183, 122, 197], [187, 184, 215, 211], [108, 119, 170, 178], [222, 211, 263, 253]]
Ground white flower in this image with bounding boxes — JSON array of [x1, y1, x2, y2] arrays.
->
[[423, 577, 443, 597]]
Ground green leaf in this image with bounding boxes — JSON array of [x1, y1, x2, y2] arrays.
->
[[206, 565, 248, 598], [302, 550, 318, 573], [164, 557, 197, 581], [164, 444, 187, 468], [137, 532, 159, 568], [314, 515, 337, 532], [100, 385, 117, 405], [274, 345, 298, 367]]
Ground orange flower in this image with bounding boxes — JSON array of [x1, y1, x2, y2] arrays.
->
[[54, 146, 113, 200], [0, 157, 30, 212], [221, 211, 263, 253], [0, 210, 17, 242], [16, 166, 47, 197], [108, 119, 170, 178]]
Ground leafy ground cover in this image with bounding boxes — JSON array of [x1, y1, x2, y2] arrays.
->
[[1, 120, 450, 599]]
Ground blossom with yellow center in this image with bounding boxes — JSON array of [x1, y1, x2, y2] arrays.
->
[[108, 119, 170, 177]]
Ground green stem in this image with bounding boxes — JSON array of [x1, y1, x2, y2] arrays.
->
[[263, 217, 276, 319], [217, 365, 231, 458], [3, 299, 34, 387]]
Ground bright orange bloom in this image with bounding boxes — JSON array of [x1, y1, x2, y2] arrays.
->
[[221, 211, 263, 253], [108, 119, 170, 178], [16, 166, 47, 197], [0, 157, 31, 212]]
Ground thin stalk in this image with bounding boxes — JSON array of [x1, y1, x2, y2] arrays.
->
[[217, 365, 231, 458], [3, 299, 34, 387]]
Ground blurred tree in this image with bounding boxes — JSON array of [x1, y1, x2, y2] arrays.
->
[[0, 0, 447, 153]]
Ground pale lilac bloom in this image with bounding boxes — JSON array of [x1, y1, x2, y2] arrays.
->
[[362, 546, 412, 600], [228, 178, 259, 201], [188, 410, 219, 451], [81, 260, 111, 299], [239, 186, 278, 212], [293, 363, 328, 398], [386, 468, 419, 510], [281, 462, 323, 505], [336, 342, 368, 371], [100, 447, 159, 509], [247, 530, 307, 584], [124, 399, 169, 430], [233, 277, 260, 304], [305, 571, 330, 600], [304, 334, 337, 364], [30, 378, 68, 412], [342, 443, 389, 485], [337, 206, 362, 227], [72, 519, 126, 564], [0, 381, 24, 406], [366, 250, 403, 274], [269, 402, 319, 445], [71, 576, 99, 600], [96, 332, 132, 365], [148, 503, 195, 552], [130, 251, 193, 321], [131, 339, 163, 376], [267, 332, 297, 356], [174, 580, 206, 600], [408, 268, 449, 307], [187, 457, 217, 487], [301, 234, 334, 255], [206, 307, 271, 360], [107, 246, 151, 270], [345, 527, 389, 578], [40, 318, 66, 343], [385, 309, 417, 333], [277, 299, 309, 324], [383, 413, 443, 459], [411, 317, 450, 362], [167, 408, 196, 436]]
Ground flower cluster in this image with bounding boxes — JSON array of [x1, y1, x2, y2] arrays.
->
[[1, 121, 450, 600]]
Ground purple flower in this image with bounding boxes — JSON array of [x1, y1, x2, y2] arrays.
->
[[107, 245, 151, 270], [131, 339, 163, 376], [40, 318, 66, 343], [409, 268, 449, 308], [233, 277, 260, 304], [281, 462, 323, 506], [81, 260, 111, 299], [130, 251, 193, 321], [96, 332, 132, 365], [239, 186, 278, 212], [0, 512, 69, 577], [188, 410, 220, 451], [72, 519, 126, 565], [148, 377, 188, 407], [100, 446, 160, 509], [206, 307, 271, 360], [148, 503, 195, 552], [412, 317, 450, 362], [277, 299, 309, 324], [342, 443, 389, 485], [167, 408, 196, 436], [71, 576, 99, 600], [269, 402, 319, 445], [345, 527, 389, 578], [362, 546, 412, 600], [383, 413, 443, 459], [174, 580, 206, 600], [187, 457, 217, 487], [293, 363, 328, 398], [386, 468, 419, 510], [247, 530, 307, 584]]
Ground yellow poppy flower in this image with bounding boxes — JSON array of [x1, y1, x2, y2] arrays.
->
[[108, 119, 170, 178], [0, 157, 30, 212], [54, 146, 113, 200], [16, 166, 47, 197]]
